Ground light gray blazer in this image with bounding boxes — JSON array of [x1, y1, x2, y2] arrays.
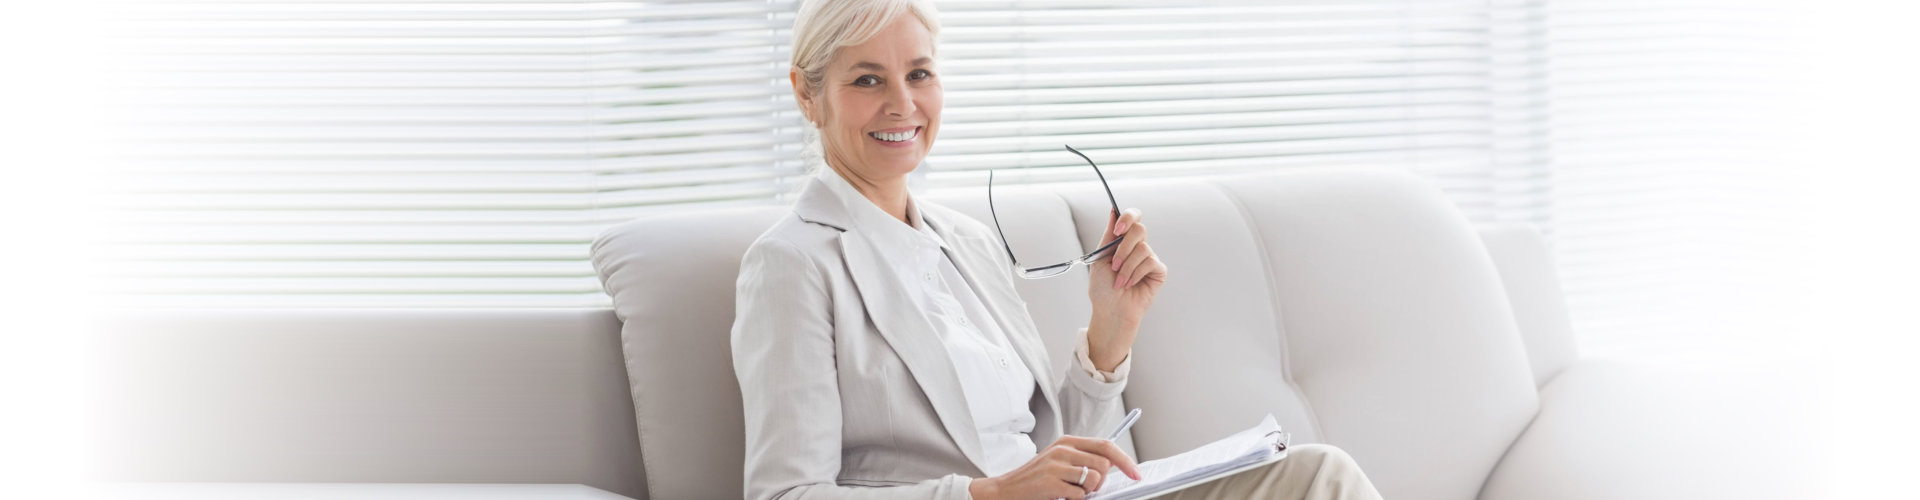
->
[[730, 175, 1130, 500]]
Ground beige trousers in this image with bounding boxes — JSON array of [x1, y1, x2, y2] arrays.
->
[[1161, 444, 1384, 500]]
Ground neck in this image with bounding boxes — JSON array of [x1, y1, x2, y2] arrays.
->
[[828, 162, 912, 226]]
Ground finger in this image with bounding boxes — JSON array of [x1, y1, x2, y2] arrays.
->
[[1116, 243, 1154, 289], [1109, 220, 1148, 272], [1128, 257, 1155, 289], [1112, 208, 1141, 236], [1056, 463, 1104, 493], [1051, 444, 1114, 474], [1105, 208, 1121, 242], [1127, 251, 1163, 289], [1097, 439, 1143, 480], [1062, 436, 1141, 480], [1098, 208, 1122, 246], [1050, 463, 1092, 499]]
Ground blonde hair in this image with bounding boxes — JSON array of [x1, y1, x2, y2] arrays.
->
[[788, 0, 941, 178], [790, 0, 941, 98]]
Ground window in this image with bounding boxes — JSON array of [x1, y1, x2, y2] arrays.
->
[[1543, 0, 1801, 354], [106, 0, 1551, 308]]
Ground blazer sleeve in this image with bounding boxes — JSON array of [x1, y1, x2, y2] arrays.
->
[[731, 238, 975, 500], [1054, 330, 1131, 441]]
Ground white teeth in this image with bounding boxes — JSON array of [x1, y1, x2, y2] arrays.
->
[[869, 128, 917, 142]]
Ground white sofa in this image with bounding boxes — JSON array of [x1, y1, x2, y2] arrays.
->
[[92, 169, 1818, 499]]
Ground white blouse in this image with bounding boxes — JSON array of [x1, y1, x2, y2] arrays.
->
[[815, 169, 1131, 476]]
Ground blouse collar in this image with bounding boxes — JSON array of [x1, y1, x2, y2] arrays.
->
[[813, 166, 951, 254]]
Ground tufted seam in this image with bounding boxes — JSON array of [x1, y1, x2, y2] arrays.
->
[[1208, 179, 1328, 441]]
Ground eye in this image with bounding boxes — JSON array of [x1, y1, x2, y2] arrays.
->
[[908, 69, 933, 81], [853, 75, 880, 87]]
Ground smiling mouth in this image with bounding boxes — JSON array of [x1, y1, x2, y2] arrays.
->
[[868, 127, 920, 143]]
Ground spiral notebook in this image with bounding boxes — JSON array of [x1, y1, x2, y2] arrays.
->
[[1087, 414, 1292, 500]]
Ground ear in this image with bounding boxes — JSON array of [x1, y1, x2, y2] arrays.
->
[[789, 67, 818, 125]]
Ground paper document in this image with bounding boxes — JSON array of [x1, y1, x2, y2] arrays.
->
[[1087, 414, 1290, 500]]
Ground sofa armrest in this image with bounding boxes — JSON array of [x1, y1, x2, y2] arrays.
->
[[88, 483, 636, 500], [1477, 359, 1824, 500]]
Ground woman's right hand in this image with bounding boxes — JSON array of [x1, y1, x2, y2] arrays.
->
[[968, 436, 1143, 500]]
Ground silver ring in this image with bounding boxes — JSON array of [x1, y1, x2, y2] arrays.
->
[[1077, 465, 1089, 485]]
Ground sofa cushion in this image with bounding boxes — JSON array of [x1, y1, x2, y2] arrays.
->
[[1477, 359, 1824, 500], [590, 207, 785, 500], [1218, 169, 1541, 500]]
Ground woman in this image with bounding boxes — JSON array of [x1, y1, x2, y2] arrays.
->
[[731, 1, 1385, 499]]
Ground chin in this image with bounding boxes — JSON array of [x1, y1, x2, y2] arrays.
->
[[866, 153, 927, 176]]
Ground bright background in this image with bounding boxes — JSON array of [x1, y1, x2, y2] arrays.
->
[[2, 0, 1915, 497]]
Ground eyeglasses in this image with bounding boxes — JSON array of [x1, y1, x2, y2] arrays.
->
[[987, 145, 1122, 280]]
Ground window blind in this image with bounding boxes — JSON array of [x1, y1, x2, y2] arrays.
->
[[914, 0, 1552, 227], [1542, 0, 1800, 354], [106, 0, 1552, 308], [106, 0, 801, 308]]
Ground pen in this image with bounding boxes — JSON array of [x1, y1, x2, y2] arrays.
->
[[1106, 408, 1142, 441]]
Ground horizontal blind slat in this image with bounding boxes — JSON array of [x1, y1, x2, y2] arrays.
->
[[107, 0, 1553, 308]]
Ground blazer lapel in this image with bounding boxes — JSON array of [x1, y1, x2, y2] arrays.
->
[[795, 177, 993, 476], [842, 231, 999, 476]]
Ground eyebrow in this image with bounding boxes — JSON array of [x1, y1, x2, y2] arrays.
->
[[850, 57, 933, 72]]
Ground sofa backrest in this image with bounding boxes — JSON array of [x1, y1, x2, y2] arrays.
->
[[1181, 170, 1539, 500], [591, 206, 784, 500], [89, 169, 1571, 500], [91, 309, 648, 499], [1477, 223, 1581, 388], [594, 169, 1544, 500]]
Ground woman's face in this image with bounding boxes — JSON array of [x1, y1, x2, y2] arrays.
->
[[796, 15, 942, 183]]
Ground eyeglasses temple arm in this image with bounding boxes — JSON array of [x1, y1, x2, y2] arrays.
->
[[986, 170, 1022, 267], [1063, 144, 1121, 216]]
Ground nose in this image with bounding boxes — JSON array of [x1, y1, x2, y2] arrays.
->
[[883, 81, 915, 118]]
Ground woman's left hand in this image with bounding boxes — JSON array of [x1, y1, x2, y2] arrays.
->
[[1085, 208, 1167, 371]]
